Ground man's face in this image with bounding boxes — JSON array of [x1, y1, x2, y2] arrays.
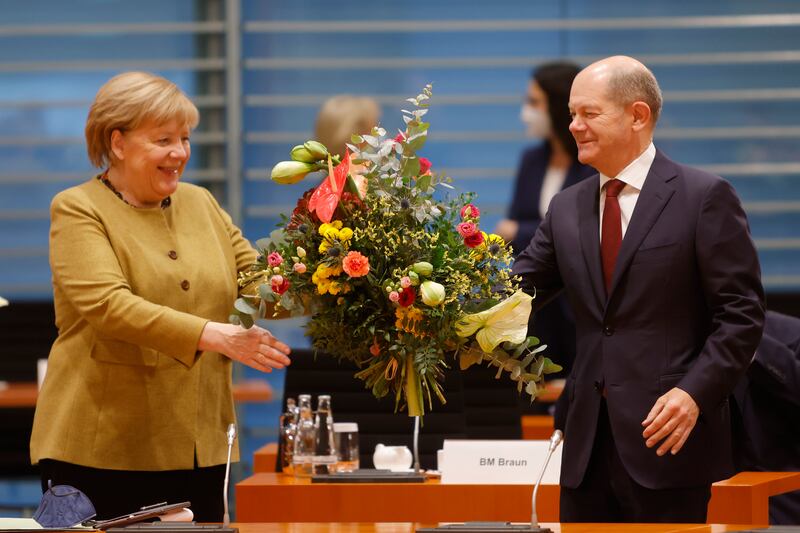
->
[[568, 71, 635, 177]]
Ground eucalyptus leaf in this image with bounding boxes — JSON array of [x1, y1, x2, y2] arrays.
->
[[401, 157, 421, 179], [255, 238, 273, 251], [416, 173, 432, 191], [258, 283, 275, 302], [408, 132, 428, 151], [542, 358, 563, 374], [234, 298, 258, 315]]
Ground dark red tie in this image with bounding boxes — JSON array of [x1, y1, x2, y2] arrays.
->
[[601, 179, 626, 293]]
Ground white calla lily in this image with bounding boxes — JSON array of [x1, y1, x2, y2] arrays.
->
[[455, 290, 532, 353], [0, 296, 7, 307]]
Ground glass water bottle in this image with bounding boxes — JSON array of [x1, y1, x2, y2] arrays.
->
[[292, 394, 315, 477], [279, 398, 298, 474], [313, 394, 337, 474]]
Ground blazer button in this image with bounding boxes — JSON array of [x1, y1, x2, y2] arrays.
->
[[181, 280, 190, 291], [168, 250, 178, 260], [603, 326, 614, 336]]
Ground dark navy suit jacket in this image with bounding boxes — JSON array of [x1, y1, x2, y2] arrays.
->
[[732, 310, 800, 524], [512, 148, 765, 489], [508, 142, 595, 256]]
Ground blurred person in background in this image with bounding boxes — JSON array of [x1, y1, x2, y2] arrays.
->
[[731, 310, 800, 525], [496, 62, 594, 380], [314, 95, 380, 157], [30, 71, 291, 521]]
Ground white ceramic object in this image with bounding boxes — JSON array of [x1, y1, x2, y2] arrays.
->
[[372, 443, 413, 471]]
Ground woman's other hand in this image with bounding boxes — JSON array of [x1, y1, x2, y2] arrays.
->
[[199, 322, 291, 372]]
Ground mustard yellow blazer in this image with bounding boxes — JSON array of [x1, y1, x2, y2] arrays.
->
[[30, 177, 256, 470]]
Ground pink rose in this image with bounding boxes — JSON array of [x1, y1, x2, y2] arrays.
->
[[400, 276, 412, 288], [464, 231, 485, 248], [460, 204, 480, 220], [293, 262, 307, 274], [418, 157, 431, 175], [389, 291, 400, 302], [271, 275, 290, 295], [267, 252, 283, 267], [457, 222, 478, 237]]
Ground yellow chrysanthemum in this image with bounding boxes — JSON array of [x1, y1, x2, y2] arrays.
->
[[312, 262, 349, 295], [318, 221, 354, 254]]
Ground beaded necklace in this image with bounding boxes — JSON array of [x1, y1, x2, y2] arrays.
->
[[98, 170, 171, 209]]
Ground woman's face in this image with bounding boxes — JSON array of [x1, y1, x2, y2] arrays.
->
[[521, 80, 552, 139], [526, 80, 549, 115], [111, 119, 191, 205]]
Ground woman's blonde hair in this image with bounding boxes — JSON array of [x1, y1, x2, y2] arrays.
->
[[85, 71, 200, 168], [314, 95, 380, 157]]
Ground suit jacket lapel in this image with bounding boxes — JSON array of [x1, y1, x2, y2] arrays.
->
[[607, 150, 678, 300], [578, 175, 605, 309]]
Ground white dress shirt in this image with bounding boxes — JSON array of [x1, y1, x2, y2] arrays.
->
[[539, 166, 568, 219], [599, 142, 656, 240]]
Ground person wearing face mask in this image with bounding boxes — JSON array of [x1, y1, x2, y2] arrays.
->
[[496, 62, 594, 381], [496, 62, 595, 256], [29, 72, 292, 522]]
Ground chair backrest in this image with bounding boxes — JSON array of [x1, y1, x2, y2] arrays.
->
[[460, 362, 523, 440], [0, 302, 55, 477]]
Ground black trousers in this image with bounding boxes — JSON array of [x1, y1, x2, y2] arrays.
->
[[560, 400, 711, 523], [39, 459, 226, 522]]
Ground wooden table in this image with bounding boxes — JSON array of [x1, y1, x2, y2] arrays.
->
[[236, 471, 800, 525], [521, 415, 555, 440], [236, 472, 561, 523], [708, 471, 800, 524], [0, 380, 274, 408], [231, 523, 762, 533]]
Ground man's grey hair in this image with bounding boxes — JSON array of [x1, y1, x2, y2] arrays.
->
[[607, 65, 663, 125]]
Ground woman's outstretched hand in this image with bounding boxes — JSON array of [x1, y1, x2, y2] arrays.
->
[[199, 322, 291, 372]]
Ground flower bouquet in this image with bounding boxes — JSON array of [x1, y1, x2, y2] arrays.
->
[[232, 85, 561, 417]]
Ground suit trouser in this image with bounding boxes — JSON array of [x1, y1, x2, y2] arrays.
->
[[560, 399, 711, 523], [38, 458, 225, 522]]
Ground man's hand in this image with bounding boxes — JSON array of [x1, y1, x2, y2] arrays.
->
[[641, 387, 699, 456]]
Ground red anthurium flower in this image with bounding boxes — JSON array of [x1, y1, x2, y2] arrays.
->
[[308, 150, 351, 223]]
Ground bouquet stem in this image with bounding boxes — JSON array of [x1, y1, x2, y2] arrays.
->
[[413, 415, 421, 473], [405, 355, 422, 417]]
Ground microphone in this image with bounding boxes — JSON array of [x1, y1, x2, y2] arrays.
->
[[531, 430, 563, 529], [223, 423, 236, 527]]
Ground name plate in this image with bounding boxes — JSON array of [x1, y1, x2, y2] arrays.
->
[[441, 439, 562, 485]]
